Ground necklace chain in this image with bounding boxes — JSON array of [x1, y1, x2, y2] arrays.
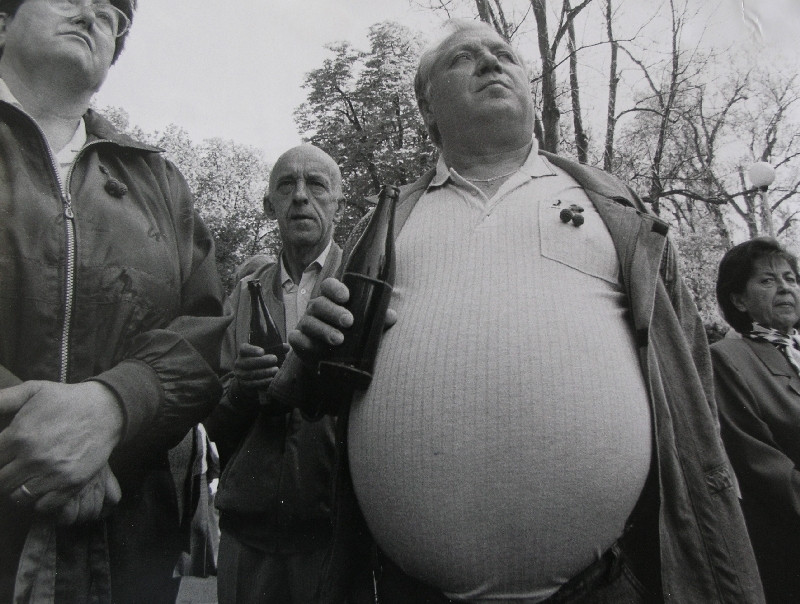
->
[[463, 168, 519, 183]]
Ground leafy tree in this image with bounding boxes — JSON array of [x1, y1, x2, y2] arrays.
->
[[672, 226, 730, 341], [157, 132, 274, 292], [294, 21, 437, 243]]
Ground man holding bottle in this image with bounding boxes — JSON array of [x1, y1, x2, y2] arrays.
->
[[204, 144, 345, 603], [0, 0, 229, 601], [282, 19, 765, 604]]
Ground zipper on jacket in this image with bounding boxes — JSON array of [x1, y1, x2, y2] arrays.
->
[[0, 103, 75, 381], [59, 189, 76, 383], [41, 140, 76, 384], [56, 141, 107, 383], [34, 124, 105, 383]]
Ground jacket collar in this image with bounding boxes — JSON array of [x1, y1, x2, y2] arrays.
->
[[541, 151, 642, 206], [83, 109, 162, 153], [391, 149, 664, 232], [265, 243, 343, 340], [743, 336, 800, 396], [393, 170, 435, 240], [744, 336, 797, 378]]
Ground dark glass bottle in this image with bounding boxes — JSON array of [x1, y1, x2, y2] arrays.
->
[[317, 184, 399, 393], [247, 279, 287, 366]]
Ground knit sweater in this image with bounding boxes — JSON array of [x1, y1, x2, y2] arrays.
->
[[348, 154, 652, 601]]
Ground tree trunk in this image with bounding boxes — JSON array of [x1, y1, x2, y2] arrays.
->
[[566, 0, 588, 163], [531, 0, 560, 153], [603, 0, 618, 172], [476, 0, 491, 22], [475, 0, 513, 39], [647, 0, 681, 216], [705, 203, 733, 249]]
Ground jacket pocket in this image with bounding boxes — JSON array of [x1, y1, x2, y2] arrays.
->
[[538, 200, 620, 285]]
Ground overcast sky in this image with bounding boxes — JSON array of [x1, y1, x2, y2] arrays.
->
[[93, 0, 800, 165]]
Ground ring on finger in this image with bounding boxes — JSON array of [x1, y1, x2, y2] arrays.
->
[[11, 483, 37, 506]]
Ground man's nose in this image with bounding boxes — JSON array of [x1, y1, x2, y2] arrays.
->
[[476, 51, 502, 75], [293, 180, 309, 202]]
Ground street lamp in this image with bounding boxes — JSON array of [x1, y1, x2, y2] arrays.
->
[[748, 161, 776, 237]]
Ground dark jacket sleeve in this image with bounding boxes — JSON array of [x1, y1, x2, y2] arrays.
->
[[93, 161, 230, 450]]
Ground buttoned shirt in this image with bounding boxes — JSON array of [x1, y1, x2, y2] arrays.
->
[[279, 241, 332, 333]]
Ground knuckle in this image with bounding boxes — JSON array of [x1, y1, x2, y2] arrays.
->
[[306, 297, 325, 316]]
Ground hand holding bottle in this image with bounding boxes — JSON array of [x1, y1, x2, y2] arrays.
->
[[272, 184, 399, 417], [289, 278, 397, 367], [233, 342, 290, 391], [289, 277, 353, 364], [243, 279, 290, 408]]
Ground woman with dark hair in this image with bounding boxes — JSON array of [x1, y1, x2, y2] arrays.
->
[[712, 236, 800, 603]]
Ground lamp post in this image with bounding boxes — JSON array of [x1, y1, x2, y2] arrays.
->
[[748, 161, 776, 237]]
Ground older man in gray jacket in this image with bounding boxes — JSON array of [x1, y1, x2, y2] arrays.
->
[[206, 144, 344, 604]]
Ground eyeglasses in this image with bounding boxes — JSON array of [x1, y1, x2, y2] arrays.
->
[[46, 0, 130, 38]]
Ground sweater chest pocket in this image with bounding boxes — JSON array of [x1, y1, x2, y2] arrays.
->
[[538, 200, 621, 285]]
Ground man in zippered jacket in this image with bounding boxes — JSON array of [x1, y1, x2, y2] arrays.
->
[[0, 1, 229, 601], [278, 19, 765, 604]]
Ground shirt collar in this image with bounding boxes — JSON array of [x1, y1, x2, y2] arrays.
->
[[55, 117, 87, 165], [0, 78, 22, 109], [428, 136, 556, 189], [280, 240, 333, 287]]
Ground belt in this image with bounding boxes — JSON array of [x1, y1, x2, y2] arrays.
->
[[372, 470, 660, 604], [373, 540, 625, 604]]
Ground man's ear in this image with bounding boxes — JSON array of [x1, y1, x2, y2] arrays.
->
[[263, 192, 276, 219], [334, 197, 346, 223], [418, 97, 436, 134]]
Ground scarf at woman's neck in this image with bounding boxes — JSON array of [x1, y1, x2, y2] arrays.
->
[[745, 322, 800, 375]]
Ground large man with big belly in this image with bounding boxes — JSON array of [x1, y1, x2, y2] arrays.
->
[[285, 19, 765, 604]]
